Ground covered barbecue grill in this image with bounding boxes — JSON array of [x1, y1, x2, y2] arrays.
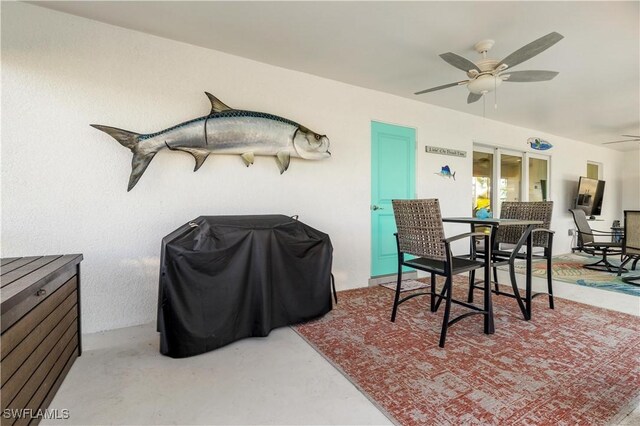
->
[[157, 215, 333, 358]]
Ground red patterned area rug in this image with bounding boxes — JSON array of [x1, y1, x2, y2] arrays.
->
[[294, 277, 640, 425]]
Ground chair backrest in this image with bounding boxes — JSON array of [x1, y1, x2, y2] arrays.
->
[[569, 209, 594, 247], [624, 210, 640, 255], [392, 199, 446, 261], [495, 201, 554, 248]]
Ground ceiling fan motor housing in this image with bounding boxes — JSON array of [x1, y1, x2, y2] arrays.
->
[[473, 58, 500, 73], [467, 74, 502, 94]]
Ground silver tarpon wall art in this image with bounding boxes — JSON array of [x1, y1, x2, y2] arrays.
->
[[91, 92, 331, 191]]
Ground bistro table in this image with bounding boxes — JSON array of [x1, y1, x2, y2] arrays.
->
[[442, 217, 544, 320]]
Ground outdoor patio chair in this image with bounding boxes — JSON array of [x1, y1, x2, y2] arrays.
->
[[469, 201, 555, 310], [391, 199, 494, 348], [569, 208, 624, 273], [620, 210, 640, 285]]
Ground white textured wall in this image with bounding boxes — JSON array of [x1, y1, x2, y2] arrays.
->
[[1, 3, 627, 333], [622, 150, 640, 210]]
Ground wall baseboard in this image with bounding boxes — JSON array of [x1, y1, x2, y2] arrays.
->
[[368, 271, 417, 286]]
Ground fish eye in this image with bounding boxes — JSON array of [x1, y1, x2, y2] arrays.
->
[[314, 134, 320, 141]]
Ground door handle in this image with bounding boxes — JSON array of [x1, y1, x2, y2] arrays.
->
[[371, 205, 384, 211]]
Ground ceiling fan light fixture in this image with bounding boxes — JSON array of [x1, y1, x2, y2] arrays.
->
[[467, 75, 502, 95]]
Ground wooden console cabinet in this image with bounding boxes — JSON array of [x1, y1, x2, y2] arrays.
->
[[1, 255, 83, 426]]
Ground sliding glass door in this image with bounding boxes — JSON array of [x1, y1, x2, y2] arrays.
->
[[500, 152, 523, 204], [472, 149, 494, 216], [472, 145, 550, 217], [528, 155, 549, 202]]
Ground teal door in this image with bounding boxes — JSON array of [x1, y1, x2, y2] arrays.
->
[[371, 121, 416, 277]]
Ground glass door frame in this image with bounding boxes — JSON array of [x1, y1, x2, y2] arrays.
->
[[473, 143, 551, 218]]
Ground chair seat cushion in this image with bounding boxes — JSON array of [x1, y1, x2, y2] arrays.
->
[[404, 256, 485, 275]]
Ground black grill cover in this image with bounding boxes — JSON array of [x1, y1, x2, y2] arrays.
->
[[157, 215, 333, 358]]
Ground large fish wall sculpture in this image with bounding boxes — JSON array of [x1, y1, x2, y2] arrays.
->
[[91, 93, 331, 191]]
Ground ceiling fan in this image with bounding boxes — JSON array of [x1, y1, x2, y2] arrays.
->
[[602, 135, 640, 145], [415, 32, 564, 104]]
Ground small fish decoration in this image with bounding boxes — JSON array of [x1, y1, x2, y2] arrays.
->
[[435, 165, 456, 180], [528, 137, 553, 150], [92, 92, 331, 191]]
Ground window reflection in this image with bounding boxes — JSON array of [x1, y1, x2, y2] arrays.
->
[[472, 151, 493, 216], [529, 157, 548, 201], [500, 154, 522, 205]]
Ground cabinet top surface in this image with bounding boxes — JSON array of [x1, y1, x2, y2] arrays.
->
[[1, 255, 83, 305]]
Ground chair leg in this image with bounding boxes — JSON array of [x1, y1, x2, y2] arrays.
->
[[434, 279, 448, 312], [622, 275, 640, 286], [484, 265, 494, 334], [632, 257, 639, 270], [438, 276, 453, 348], [493, 266, 499, 293], [584, 255, 625, 273], [467, 270, 475, 303], [618, 256, 632, 277], [546, 256, 554, 309], [430, 273, 436, 312], [390, 265, 402, 322]]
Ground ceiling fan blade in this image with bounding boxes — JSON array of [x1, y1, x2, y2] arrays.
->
[[414, 80, 468, 95], [439, 52, 481, 73], [498, 32, 564, 69], [467, 92, 482, 104], [602, 139, 640, 144], [502, 70, 559, 82]]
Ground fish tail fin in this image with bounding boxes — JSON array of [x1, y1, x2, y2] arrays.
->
[[128, 151, 157, 191], [91, 124, 154, 191], [90, 124, 142, 150], [452, 172, 456, 180]]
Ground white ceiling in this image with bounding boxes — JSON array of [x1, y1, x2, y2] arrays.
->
[[32, 1, 640, 151]]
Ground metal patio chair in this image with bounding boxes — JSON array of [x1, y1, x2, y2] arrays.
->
[[620, 210, 640, 285], [569, 209, 624, 273], [469, 201, 555, 310], [391, 199, 493, 348]]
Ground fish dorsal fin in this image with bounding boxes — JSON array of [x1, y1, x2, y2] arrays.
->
[[276, 151, 291, 174], [167, 145, 210, 172], [241, 152, 255, 167], [205, 92, 232, 114]]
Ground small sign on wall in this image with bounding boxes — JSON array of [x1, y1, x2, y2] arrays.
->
[[425, 146, 467, 158]]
